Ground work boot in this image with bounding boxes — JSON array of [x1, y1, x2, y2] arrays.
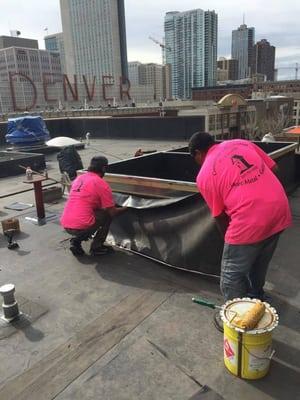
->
[[90, 243, 114, 256], [70, 238, 85, 256]]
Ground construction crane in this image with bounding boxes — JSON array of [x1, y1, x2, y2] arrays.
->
[[275, 63, 299, 80], [149, 36, 171, 65]]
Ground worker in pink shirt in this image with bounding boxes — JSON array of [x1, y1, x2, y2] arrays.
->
[[189, 132, 292, 304], [61, 156, 127, 256]]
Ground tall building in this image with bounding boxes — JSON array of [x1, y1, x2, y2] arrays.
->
[[128, 61, 142, 86], [217, 58, 239, 81], [165, 9, 218, 99], [252, 39, 275, 81], [140, 63, 172, 100], [44, 33, 66, 73], [60, 0, 128, 81], [0, 47, 62, 82], [128, 61, 172, 100], [0, 46, 62, 112], [232, 24, 255, 79], [163, 63, 172, 101], [0, 35, 38, 50]]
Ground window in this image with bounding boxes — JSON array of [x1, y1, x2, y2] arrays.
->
[[229, 113, 237, 126], [209, 115, 215, 130]]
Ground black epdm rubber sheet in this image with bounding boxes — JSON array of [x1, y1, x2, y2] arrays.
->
[[108, 141, 299, 278], [109, 192, 224, 278]]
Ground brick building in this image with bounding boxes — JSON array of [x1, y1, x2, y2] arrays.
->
[[252, 39, 275, 81], [192, 80, 300, 102], [192, 84, 253, 102], [217, 58, 239, 81]]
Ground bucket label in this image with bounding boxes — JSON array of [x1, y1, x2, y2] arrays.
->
[[248, 345, 271, 372], [224, 338, 236, 362]]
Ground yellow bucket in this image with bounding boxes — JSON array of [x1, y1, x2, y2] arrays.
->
[[220, 298, 279, 380]]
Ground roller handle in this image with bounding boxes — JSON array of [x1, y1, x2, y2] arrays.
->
[[192, 297, 218, 310]]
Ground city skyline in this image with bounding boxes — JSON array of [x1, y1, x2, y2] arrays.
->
[[0, 0, 299, 80]]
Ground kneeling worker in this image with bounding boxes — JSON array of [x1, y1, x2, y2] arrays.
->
[[61, 156, 127, 256]]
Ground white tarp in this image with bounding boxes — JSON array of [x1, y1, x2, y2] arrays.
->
[[46, 137, 82, 148]]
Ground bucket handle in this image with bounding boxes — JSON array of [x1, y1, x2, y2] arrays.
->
[[243, 345, 275, 361]]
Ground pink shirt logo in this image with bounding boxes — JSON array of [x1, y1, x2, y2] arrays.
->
[[197, 140, 292, 244]]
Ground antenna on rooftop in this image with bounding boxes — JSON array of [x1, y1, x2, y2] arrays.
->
[[243, 13, 245, 25]]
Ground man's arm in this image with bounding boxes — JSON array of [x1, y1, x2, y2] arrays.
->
[[214, 212, 230, 239], [96, 180, 127, 218], [106, 206, 127, 218]]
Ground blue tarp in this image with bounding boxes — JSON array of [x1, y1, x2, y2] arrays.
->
[[5, 116, 50, 145]]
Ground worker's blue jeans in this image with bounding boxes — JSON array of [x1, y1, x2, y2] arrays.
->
[[221, 233, 281, 301]]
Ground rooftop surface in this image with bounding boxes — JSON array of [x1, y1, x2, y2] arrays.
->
[[0, 139, 299, 400]]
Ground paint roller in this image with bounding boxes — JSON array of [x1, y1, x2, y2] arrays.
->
[[192, 297, 266, 331], [233, 301, 266, 330]]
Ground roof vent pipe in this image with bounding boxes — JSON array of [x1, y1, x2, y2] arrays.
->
[[0, 284, 20, 322]]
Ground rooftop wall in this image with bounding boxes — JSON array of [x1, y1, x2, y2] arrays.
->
[[0, 116, 205, 146]]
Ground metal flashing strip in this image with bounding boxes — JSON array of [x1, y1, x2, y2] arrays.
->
[[269, 142, 297, 159]]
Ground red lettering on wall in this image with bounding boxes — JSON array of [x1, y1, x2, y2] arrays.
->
[[120, 77, 131, 101], [83, 75, 96, 101], [63, 75, 78, 101], [6, 73, 132, 110], [102, 75, 114, 102], [42, 73, 58, 102], [9, 72, 37, 112]]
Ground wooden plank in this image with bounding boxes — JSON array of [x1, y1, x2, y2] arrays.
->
[[0, 288, 173, 400]]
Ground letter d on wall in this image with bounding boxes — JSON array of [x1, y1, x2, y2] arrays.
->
[[9, 72, 37, 112]]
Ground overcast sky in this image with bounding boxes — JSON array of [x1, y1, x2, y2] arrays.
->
[[0, 0, 299, 79]]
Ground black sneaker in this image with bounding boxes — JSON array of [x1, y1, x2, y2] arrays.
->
[[90, 244, 114, 256], [101, 244, 114, 252], [70, 239, 85, 256]]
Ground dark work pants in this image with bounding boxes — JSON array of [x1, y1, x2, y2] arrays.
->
[[65, 210, 112, 251], [221, 233, 281, 301]]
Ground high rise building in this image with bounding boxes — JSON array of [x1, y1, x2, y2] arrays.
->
[[252, 39, 275, 81], [140, 63, 172, 100], [0, 47, 62, 82], [163, 63, 172, 101], [232, 24, 255, 79], [128, 61, 172, 100], [165, 9, 218, 99], [217, 58, 239, 81], [0, 35, 38, 50], [0, 45, 62, 112], [45, 33, 66, 73], [128, 61, 142, 86], [60, 0, 128, 81]]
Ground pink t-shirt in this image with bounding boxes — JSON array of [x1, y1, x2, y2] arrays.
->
[[60, 172, 115, 230], [197, 140, 292, 244]]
